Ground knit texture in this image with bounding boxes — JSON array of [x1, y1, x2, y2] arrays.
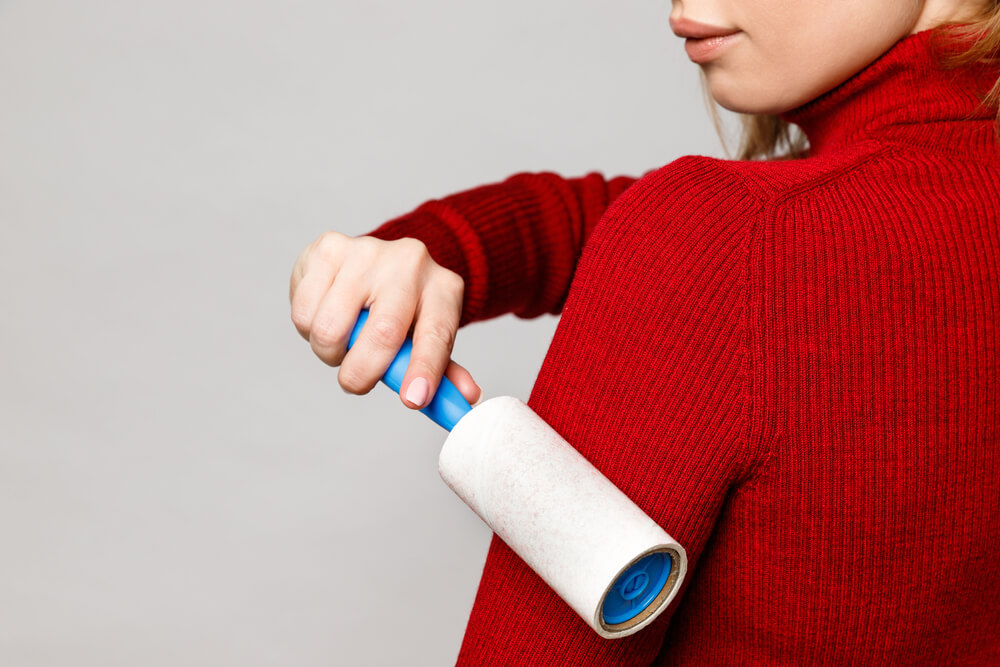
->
[[365, 26, 1000, 665]]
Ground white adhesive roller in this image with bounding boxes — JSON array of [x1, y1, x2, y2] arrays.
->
[[439, 395, 686, 638], [346, 309, 687, 638]]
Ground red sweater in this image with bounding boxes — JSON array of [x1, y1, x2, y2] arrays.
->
[[365, 27, 1000, 665]]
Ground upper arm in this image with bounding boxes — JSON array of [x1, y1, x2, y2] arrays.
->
[[454, 156, 772, 664]]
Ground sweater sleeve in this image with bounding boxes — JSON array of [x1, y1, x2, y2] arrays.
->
[[452, 156, 774, 664], [362, 169, 656, 326]]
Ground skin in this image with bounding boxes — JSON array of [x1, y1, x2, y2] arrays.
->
[[671, 0, 989, 114]]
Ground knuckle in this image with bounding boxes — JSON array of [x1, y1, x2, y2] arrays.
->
[[290, 306, 311, 331], [311, 317, 343, 349], [342, 238, 378, 267], [318, 230, 345, 245], [355, 235, 380, 253], [410, 362, 439, 385], [367, 313, 407, 349], [420, 321, 456, 354], [314, 347, 344, 368], [338, 363, 372, 394], [309, 336, 342, 367], [315, 231, 345, 261], [443, 270, 465, 294], [390, 239, 428, 272], [399, 236, 427, 255]]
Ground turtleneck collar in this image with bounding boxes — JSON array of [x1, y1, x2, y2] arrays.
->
[[778, 25, 999, 158]]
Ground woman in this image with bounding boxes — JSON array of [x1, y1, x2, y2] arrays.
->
[[290, 1, 1000, 663]]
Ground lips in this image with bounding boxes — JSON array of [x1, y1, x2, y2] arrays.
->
[[669, 16, 741, 39]]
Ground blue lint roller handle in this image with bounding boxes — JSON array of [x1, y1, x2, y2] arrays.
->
[[347, 308, 472, 431]]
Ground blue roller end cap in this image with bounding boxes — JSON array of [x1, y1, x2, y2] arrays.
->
[[347, 308, 472, 431], [601, 552, 672, 625]]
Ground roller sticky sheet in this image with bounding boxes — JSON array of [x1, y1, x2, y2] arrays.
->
[[347, 308, 687, 638]]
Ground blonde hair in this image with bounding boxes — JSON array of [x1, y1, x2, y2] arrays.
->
[[703, 2, 1000, 161]]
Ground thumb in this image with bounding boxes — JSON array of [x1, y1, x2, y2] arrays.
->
[[444, 359, 483, 406]]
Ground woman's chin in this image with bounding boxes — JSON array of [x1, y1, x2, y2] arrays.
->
[[706, 82, 800, 116]]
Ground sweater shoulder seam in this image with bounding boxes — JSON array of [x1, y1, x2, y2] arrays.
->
[[677, 156, 775, 483], [722, 147, 903, 487]]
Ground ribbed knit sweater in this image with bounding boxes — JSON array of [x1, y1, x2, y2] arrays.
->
[[365, 27, 1000, 665]]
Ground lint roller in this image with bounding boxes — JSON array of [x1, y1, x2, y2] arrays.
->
[[348, 308, 687, 638]]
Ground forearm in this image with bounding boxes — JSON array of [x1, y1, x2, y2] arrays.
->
[[363, 169, 648, 326]]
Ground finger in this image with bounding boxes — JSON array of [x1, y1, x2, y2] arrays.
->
[[444, 360, 483, 406], [289, 265, 299, 305], [308, 270, 371, 368], [401, 286, 462, 410], [289, 245, 311, 305], [337, 287, 418, 396], [290, 258, 340, 342]]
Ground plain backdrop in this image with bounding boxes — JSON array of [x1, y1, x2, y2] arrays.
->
[[0, 1, 740, 664]]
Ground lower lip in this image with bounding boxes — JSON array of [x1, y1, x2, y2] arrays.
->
[[684, 32, 742, 63]]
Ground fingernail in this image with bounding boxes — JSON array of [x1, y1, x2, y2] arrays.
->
[[405, 377, 429, 408]]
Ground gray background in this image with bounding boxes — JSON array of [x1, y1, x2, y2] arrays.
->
[[0, 1, 737, 664]]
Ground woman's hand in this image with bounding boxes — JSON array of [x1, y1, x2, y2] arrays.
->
[[289, 231, 482, 409]]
